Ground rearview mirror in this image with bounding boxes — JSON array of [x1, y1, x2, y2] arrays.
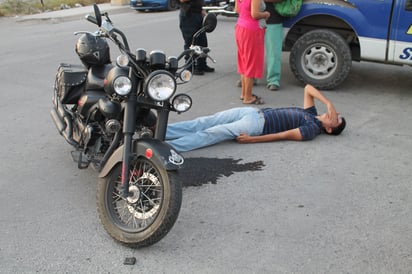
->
[[93, 4, 102, 27], [203, 13, 217, 33]]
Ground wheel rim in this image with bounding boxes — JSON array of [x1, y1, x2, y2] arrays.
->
[[301, 44, 337, 80], [107, 159, 163, 233]]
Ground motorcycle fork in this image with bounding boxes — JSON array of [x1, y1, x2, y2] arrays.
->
[[154, 108, 169, 141], [120, 93, 137, 198]]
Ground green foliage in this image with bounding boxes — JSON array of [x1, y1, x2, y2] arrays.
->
[[0, 0, 110, 16], [0, 0, 34, 15]]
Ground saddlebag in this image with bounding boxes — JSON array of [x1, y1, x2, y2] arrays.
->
[[55, 63, 87, 104]]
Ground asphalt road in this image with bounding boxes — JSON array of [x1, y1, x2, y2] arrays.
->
[[0, 6, 411, 274]]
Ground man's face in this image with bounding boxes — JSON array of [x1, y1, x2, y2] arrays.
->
[[320, 113, 342, 133]]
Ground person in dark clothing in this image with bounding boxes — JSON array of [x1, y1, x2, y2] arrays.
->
[[165, 84, 346, 152], [179, 0, 215, 75]]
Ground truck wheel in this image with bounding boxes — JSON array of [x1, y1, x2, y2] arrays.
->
[[290, 29, 352, 90]]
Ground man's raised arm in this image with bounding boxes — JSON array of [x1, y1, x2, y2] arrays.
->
[[303, 84, 339, 125]]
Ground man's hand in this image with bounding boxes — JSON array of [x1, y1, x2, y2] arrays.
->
[[236, 133, 253, 143], [326, 103, 339, 127], [304, 84, 341, 126]]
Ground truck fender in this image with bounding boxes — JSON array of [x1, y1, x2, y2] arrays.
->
[[98, 138, 184, 178]]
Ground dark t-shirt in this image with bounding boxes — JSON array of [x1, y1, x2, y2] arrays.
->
[[261, 106, 322, 140], [181, 0, 204, 13], [265, 1, 283, 24]]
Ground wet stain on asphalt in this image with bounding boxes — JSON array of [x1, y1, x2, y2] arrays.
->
[[179, 157, 265, 187]]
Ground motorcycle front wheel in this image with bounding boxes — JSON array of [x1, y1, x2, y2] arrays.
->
[[97, 157, 182, 247]]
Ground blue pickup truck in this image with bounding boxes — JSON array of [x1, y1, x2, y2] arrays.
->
[[282, 0, 412, 89]]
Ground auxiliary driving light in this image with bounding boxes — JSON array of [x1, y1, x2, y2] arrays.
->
[[172, 94, 192, 113]]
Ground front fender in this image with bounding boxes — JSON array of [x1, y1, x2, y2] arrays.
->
[[98, 138, 184, 178], [284, 0, 392, 40]]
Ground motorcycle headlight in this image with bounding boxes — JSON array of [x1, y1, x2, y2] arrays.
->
[[172, 94, 192, 113], [114, 76, 132, 96], [145, 70, 176, 101]]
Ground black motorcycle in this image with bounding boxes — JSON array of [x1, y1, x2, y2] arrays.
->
[[50, 4, 217, 247]]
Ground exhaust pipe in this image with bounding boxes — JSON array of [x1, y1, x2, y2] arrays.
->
[[50, 98, 79, 147]]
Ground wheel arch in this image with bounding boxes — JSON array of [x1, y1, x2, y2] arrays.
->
[[284, 14, 361, 61]]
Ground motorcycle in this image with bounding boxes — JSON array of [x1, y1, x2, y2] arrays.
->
[[203, 0, 237, 17], [50, 4, 217, 247]]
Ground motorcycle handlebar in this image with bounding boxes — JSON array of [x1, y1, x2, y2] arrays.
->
[[85, 14, 98, 25], [86, 5, 214, 75], [111, 28, 130, 52], [84, 13, 131, 53], [177, 46, 211, 59]]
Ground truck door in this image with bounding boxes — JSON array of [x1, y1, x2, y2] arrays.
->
[[388, 0, 412, 64]]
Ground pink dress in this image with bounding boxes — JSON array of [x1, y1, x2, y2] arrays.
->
[[235, 0, 265, 78]]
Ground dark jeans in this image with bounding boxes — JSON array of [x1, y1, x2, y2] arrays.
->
[[179, 11, 208, 69]]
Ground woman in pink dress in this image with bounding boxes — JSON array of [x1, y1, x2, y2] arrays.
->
[[235, 0, 270, 104]]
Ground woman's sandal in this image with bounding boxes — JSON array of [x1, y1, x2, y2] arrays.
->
[[240, 93, 259, 101], [243, 95, 265, 105]]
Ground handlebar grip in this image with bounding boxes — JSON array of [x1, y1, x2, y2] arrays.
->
[[86, 14, 98, 25]]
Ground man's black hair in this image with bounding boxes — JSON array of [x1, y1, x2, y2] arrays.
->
[[327, 117, 346, 136]]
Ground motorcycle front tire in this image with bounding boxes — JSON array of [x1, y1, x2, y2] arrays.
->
[[96, 157, 182, 247]]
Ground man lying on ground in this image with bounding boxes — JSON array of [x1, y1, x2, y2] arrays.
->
[[166, 84, 346, 152]]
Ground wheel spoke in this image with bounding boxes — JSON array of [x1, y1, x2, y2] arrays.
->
[[112, 183, 125, 202], [140, 191, 160, 207], [105, 158, 165, 232], [98, 157, 182, 246], [115, 202, 129, 221]]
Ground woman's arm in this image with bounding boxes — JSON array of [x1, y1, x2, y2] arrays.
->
[[251, 0, 270, 20]]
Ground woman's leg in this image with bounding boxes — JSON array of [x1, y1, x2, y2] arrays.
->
[[242, 76, 255, 103]]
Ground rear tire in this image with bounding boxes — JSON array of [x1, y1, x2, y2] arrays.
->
[[289, 29, 352, 90], [97, 157, 182, 247]]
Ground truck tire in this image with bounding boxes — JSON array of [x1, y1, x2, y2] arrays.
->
[[289, 29, 352, 90]]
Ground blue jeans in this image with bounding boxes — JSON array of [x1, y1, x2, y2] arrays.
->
[[166, 107, 265, 152]]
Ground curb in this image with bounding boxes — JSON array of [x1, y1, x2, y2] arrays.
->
[[14, 4, 131, 23]]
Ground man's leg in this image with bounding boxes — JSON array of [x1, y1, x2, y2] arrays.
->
[[166, 107, 256, 139], [179, 14, 191, 51], [166, 107, 264, 151]]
